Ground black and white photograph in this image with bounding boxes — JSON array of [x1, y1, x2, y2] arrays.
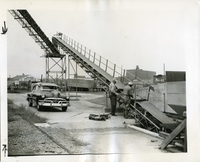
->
[[1, 0, 200, 162]]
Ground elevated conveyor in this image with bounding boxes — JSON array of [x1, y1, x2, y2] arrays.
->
[[9, 10, 67, 83], [52, 35, 125, 89], [9, 10, 62, 58]]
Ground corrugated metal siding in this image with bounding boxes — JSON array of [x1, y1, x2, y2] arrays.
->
[[166, 71, 186, 82]]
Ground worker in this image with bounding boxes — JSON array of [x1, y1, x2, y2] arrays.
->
[[109, 79, 118, 116], [123, 82, 134, 108]]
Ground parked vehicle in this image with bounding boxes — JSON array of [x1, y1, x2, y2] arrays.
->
[[27, 82, 70, 111]]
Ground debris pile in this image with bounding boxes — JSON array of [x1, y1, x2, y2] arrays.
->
[[89, 113, 111, 121]]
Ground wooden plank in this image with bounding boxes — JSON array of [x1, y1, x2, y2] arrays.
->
[[166, 147, 183, 153], [159, 131, 170, 138], [184, 119, 187, 152], [160, 119, 186, 149], [137, 101, 176, 124]]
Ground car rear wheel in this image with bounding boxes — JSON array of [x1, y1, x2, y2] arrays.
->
[[62, 107, 67, 112]]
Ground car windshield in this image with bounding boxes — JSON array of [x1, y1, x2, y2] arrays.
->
[[42, 86, 58, 90]]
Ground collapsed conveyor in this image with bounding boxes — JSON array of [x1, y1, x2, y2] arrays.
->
[[132, 101, 176, 133], [137, 101, 175, 124]]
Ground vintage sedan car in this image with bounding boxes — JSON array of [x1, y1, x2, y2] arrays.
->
[[27, 82, 70, 111]]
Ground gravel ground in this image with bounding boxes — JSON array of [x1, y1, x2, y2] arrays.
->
[[8, 102, 69, 155]]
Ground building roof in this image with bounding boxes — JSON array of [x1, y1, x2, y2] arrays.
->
[[10, 74, 32, 81]]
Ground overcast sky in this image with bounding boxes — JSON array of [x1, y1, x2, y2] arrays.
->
[[7, 0, 192, 79]]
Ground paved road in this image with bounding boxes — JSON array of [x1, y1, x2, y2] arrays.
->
[[8, 92, 166, 154]]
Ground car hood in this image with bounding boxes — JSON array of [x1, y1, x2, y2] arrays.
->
[[44, 98, 66, 101]]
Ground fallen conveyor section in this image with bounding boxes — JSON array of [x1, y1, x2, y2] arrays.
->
[[137, 101, 176, 124], [126, 100, 176, 133]]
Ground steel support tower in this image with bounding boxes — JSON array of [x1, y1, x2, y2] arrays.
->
[[9, 10, 67, 88]]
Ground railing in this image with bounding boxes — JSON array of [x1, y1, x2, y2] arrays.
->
[[55, 33, 124, 79], [54, 33, 164, 94]]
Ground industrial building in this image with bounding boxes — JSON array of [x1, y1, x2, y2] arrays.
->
[[126, 65, 156, 84], [7, 74, 35, 91]]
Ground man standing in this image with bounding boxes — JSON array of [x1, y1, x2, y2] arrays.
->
[[109, 79, 118, 116], [123, 82, 134, 108]]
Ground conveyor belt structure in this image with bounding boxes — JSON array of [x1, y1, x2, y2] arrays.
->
[[52, 36, 125, 89], [9, 10, 62, 58], [129, 101, 176, 133], [9, 9, 178, 133], [137, 101, 176, 124], [52, 35, 177, 132]]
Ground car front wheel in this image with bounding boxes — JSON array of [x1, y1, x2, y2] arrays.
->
[[28, 99, 33, 107], [62, 107, 67, 112], [37, 104, 41, 111]]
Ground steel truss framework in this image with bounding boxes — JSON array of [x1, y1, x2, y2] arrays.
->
[[52, 37, 111, 88], [56, 40, 101, 95], [124, 104, 161, 133], [45, 55, 67, 87], [9, 10, 66, 85], [67, 55, 79, 99]]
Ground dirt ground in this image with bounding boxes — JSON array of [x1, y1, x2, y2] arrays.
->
[[7, 92, 166, 156], [8, 100, 68, 155]]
